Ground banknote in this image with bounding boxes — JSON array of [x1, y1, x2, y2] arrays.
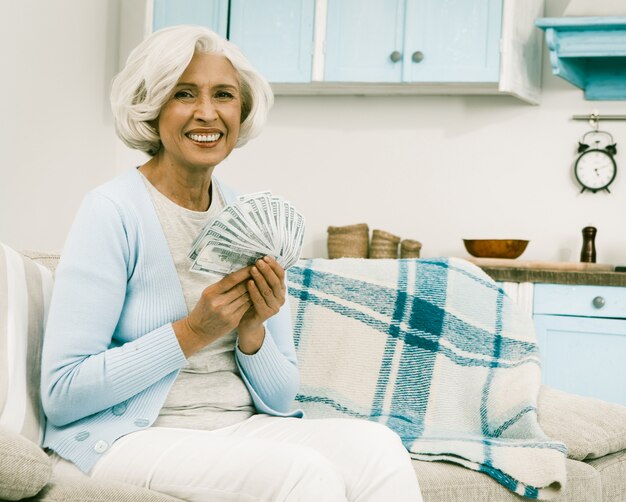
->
[[188, 191, 305, 277]]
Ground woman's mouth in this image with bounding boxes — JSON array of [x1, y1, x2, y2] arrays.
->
[[187, 132, 222, 144]]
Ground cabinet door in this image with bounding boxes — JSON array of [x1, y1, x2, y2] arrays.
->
[[324, 0, 406, 82], [534, 314, 626, 406], [152, 0, 229, 38], [229, 0, 315, 83], [404, 0, 502, 82]]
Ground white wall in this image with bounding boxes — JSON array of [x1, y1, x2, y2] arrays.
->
[[4, 0, 626, 266], [1, 0, 121, 252]]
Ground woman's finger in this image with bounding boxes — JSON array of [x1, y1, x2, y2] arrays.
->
[[262, 256, 285, 282], [215, 266, 252, 293], [250, 265, 275, 306], [222, 282, 249, 304], [233, 294, 253, 320], [232, 291, 251, 308], [256, 258, 284, 296], [246, 278, 265, 308]]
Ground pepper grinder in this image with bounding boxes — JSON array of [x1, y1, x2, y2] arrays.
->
[[580, 226, 597, 263]]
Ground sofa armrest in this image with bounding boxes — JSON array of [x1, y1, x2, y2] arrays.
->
[[538, 386, 626, 461]]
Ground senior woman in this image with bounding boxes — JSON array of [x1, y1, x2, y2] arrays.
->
[[40, 25, 423, 501]]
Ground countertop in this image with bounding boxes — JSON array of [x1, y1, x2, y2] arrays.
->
[[465, 258, 626, 287]]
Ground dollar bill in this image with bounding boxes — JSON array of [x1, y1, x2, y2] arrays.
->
[[188, 191, 305, 277]]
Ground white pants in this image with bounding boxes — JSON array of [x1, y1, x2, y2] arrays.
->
[[54, 415, 423, 502]]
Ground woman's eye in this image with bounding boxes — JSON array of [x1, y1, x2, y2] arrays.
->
[[215, 91, 235, 100], [174, 90, 194, 100]]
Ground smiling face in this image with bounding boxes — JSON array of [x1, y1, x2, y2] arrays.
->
[[155, 52, 242, 172]]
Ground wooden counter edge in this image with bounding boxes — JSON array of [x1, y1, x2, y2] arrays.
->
[[479, 267, 626, 287]]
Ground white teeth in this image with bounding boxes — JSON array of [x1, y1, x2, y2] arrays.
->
[[188, 133, 220, 142]]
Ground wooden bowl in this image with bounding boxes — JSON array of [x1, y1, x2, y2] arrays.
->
[[463, 239, 529, 259]]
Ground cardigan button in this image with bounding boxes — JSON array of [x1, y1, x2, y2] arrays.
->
[[134, 418, 150, 427], [112, 403, 127, 416], [93, 440, 109, 454], [75, 431, 90, 442]]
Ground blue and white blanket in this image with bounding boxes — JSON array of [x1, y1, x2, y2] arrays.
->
[[287, 257, 567, 499]]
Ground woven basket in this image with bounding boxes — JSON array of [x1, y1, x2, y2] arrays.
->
[[370, 229, 401, 259], [327, 223, 370, 258], [400, 239, 422, 259]]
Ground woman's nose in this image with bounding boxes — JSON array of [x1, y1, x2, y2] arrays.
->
[[194, 96, 218, 121]]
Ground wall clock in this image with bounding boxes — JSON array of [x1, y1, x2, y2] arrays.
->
[[574, 130, 617, 193]]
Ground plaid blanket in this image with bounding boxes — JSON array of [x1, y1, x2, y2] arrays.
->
[[286, 257, 567, 499]]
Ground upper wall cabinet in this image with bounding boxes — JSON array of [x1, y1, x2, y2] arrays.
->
[[151, 0, 315, 83], [122, 0, 545, 103], [535, 17, 626, 100], [324, 0, 502, 84], [323, 0, 407, 83], [229, 0, 315, 83], [153, 0, 228, 38]]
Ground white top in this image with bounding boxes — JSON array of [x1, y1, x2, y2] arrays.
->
[[140, 173, 256, 431]]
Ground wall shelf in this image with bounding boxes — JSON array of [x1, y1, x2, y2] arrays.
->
[[536, 16, 626, 100]]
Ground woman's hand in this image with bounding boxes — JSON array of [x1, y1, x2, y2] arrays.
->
[[173, 266, 252, 357], [238, 256, 286, 354]]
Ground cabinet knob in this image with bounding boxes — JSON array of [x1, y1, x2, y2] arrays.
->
[[389, 51, 402, 63], [411, 51, 424, 63], [592, 296, 605, 309]]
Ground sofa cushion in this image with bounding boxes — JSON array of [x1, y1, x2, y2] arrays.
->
[[0, 243, 54, 444], [538, 386, 626, 461], [0, 426, 52, 500], [587, 449, 626, 502], [413, 457, 602, 502], [28, 478, 184, 501]]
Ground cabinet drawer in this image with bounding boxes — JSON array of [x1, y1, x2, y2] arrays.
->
[[534, 314, 626, 406], [534, 284, 626, 319]]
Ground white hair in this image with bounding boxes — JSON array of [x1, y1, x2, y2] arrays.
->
[[110, 25, 273, 155]]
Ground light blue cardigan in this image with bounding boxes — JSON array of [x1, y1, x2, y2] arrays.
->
[[41, 168, 302, 473]]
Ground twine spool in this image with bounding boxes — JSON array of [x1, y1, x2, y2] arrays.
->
[[327, 223, 370, 258], [400, 239, 422, 259], [370, 229, 401, 259]]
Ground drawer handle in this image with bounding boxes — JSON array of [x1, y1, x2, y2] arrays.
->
[[592, 296, 605, 309], [389, 51, 402, 63]]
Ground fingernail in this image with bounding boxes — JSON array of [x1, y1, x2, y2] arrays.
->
[[263, 256, 273, 263], [251, 266, 259, 275], [257, 259, 266, 268]]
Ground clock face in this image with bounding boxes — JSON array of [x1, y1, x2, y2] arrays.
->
[[574, 149, 617, 192]]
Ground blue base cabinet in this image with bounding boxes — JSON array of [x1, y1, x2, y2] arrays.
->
[[533, 284, 626, 406]]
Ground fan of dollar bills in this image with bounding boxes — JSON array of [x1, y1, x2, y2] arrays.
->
[[188, 191, 305, 277]]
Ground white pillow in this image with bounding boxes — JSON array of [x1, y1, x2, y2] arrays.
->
[[0, 242, 54, 445]]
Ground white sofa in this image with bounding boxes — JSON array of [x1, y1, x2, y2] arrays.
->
[[1, 245, 625, 501]]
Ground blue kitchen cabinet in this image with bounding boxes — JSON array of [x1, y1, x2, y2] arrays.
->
[[152, 0, 228, 38], [324, 0, 406, 83], [137, 0, 543, 101], [324, 0, 503, 83], [229, 0, 315, 83], [533, 284, 626, 406], [151, 0, 315, 83]]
